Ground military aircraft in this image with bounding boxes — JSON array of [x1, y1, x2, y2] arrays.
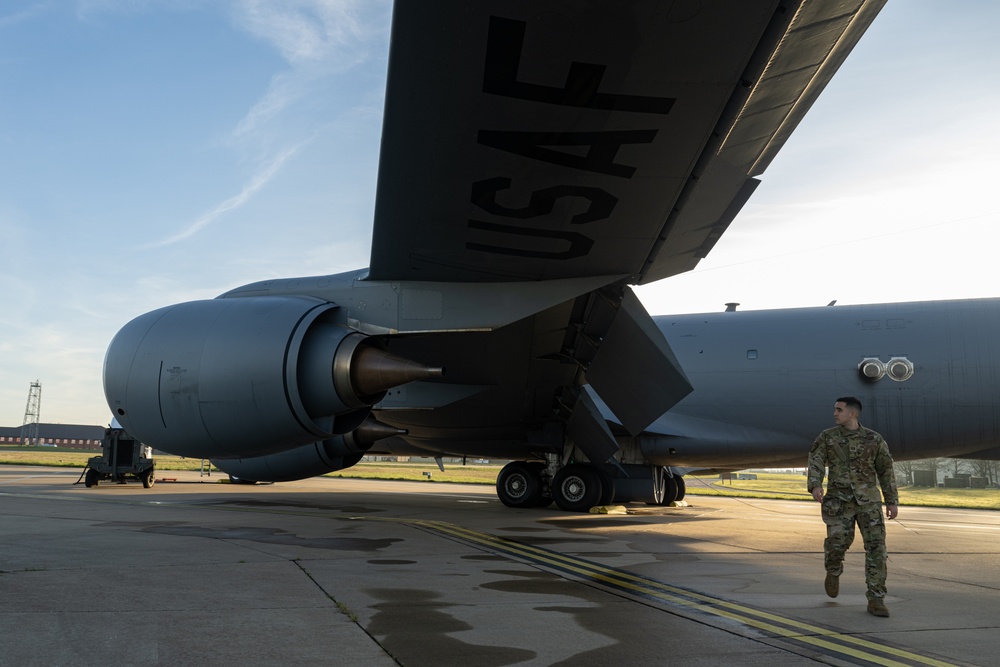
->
[[106, 0, 996, 512]]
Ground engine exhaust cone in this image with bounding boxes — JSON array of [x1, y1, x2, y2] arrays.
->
[[351, 346, 444, 398], [354, 418, 408, 445]]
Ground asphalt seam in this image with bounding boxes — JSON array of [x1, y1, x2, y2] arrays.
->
[[291, 559, 404, 666]]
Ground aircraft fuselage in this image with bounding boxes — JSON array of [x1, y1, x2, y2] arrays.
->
[[642, 298, 1000, 468]]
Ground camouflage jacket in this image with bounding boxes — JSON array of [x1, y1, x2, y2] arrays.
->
[[807, 424, 898, 505]]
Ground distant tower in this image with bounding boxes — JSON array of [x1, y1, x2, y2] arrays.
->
[[20, 381, 42, 446]]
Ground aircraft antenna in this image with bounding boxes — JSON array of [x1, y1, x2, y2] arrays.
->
[[20, 380, 42, 446]]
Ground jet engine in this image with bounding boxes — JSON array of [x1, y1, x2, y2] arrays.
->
[[211, 418, 406, 483], [103, 296, 441, 459]]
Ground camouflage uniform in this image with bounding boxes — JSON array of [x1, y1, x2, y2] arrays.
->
[[807, 424, 898, 601]]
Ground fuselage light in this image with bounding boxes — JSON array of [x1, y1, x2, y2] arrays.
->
[[886, 357, 914, 382], [858, 357, 885, 381]]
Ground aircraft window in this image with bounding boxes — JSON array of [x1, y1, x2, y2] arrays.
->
[[747, 350, 758, 360]]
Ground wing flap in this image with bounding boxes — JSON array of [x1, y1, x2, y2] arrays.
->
[[639, 0, 887, 283]]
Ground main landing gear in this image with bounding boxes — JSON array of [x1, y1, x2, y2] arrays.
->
[[650, 465, 686, 505], [496, 461, 685, 512], [495, 462, 552, 508]]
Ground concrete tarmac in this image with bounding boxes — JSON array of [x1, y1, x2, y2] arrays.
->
[[1, 466, 997, 666]]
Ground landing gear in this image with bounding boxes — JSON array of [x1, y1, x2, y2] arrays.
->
[[496, 461, 542, 508], [650, 466, 679, 505], [551, 464, 603, 512], [594, 465, 615, 506], [494, 460, 682, 512], [496, 462, 553, 508], [527, 462, 554, 507]]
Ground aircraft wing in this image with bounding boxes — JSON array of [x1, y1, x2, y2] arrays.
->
[[102, 0, 893, 499], [368, 0, 886, 284]]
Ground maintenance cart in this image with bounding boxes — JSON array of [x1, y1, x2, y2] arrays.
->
[[84, 427, 156, 488]]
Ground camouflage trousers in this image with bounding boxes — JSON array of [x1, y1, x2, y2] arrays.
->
[[821, 495, 887, 601]]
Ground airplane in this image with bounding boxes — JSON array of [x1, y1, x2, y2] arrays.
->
[[104, 0, 997, 512]]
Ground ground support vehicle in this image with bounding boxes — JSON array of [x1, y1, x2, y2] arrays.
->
[[84, 428, 155, 488]]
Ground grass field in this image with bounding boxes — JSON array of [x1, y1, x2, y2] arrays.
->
[[0, 447, 209, 471], [2, 448, 997, 510]]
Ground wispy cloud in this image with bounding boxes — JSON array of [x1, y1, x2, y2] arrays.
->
[[144, 142, 302, 248], [230, 0, 378, 137], [145, 1, 386, 246], [0, 3, 50, 28], [233, 0, 367, 65]]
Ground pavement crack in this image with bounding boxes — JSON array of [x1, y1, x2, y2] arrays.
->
[[291, 560, 403, 666]]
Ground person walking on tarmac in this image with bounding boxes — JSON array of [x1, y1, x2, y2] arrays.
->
[[807, 396, 899, 617]]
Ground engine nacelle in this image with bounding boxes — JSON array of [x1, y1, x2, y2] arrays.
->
[[103, 296, 440, 459], [211, 418, 406, 483]]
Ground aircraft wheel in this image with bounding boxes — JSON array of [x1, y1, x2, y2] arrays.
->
[[675, 475, 686, 502], [647, 467, 680, 505], [526, 462, 554, 507], [141, 468, 155, 489], [552, 464, 602, 512], [659, 475, 679, 505], [85, 468, 98, 488], [594, 466, 616, 505], [496, 462, 542, 508]]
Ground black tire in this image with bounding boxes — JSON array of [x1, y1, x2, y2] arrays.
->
[[659, 475, 679, 505], [141, 468, 155, 489], [647, 468, 680, 506], [527, 462, 554, 507], [594, 466, 616, 505], [496, 462, 542, 508], [552, 464, 603, 512], [674, 475, 686, 502], [85, 468, 98, 488]]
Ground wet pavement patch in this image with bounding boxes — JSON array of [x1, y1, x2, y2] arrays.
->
[[500, 535, 606, 546], [197, 498, 384, 514], [539, 518, 650, 529], [480, 569, 592, 598], [367, 559, 416, 565], [94, 520, 185, 529], [365, 588, 536, 666], [141, 525, 401, 552]]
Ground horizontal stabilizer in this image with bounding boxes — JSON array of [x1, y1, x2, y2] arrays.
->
[[586, 289, 692, 435]]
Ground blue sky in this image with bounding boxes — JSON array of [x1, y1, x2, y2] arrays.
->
[[2, 1, 999, 427]]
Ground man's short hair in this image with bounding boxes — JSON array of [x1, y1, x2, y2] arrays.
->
[[836, 396, 863, 413]]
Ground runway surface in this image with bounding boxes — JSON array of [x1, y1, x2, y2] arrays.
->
[[1, 466, 997, 666]]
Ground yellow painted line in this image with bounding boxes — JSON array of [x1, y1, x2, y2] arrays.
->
[[372, 517, 960, 667]]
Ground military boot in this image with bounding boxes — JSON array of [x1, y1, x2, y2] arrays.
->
[[824, 572, 839, 598], [867, 599, 890, 617]]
